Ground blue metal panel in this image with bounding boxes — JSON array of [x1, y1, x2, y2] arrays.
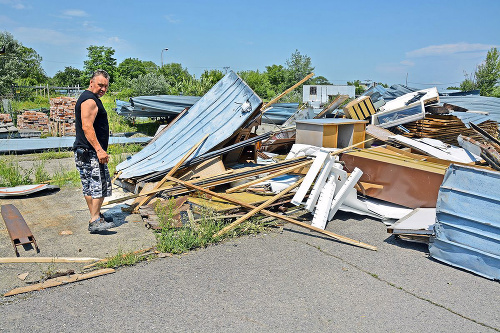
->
[[0, 136, 151, 153], [429, 164, 500, 280], [116, 95, 201, 118], [116, 71, 262, 179]]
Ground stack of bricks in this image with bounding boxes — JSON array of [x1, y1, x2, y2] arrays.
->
[[17, 110, 49, 133], [49, 96, 77, 136], [0, 113, 12, 123]]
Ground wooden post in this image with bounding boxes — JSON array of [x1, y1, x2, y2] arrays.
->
[[214, 178, 304, 238], [261, 73, 314, 112], [226, 159, 312, 194], [132, 134, 209, 212], [4, 268, 115, 297], [165, 176, 376, 251]]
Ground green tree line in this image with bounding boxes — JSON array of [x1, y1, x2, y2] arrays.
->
[[1, 31, 336, 102]]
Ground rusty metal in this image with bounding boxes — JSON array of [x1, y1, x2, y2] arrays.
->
[[1, 204, 39, 256]]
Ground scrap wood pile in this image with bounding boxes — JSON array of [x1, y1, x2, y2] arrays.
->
[[107, 71, 500, 280], [0, 113, 12, 123], [402, 114, 498, 146], [49, 96, 76, 136], [16, 110, 49, 133], [0, 113, 17, 137]]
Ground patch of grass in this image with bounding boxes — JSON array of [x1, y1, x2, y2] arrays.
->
[[0, 159, 32, 187], [154, 197, 275, 254], [96, 249, 149, 269], [37, 150, 73, 160]]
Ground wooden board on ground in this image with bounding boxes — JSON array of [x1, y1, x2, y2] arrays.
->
[[188, 191, 294, 213]]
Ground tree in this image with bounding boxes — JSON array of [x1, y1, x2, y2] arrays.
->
[[129, 72, 169, 96], [285, 49, 314, 85], [459, 71, 477, 92], [347, 80, 366, 95], [460, 48, 500, 96], [51, 66, 82, 86], [116, 58, 158, 81], [310, 75, 331, 85], [237, 70, 271, 99], [82, 45, 117, 84], [0, 31, 47, 94], [475, 48, 500, 96], [159, 63, 192, 85]]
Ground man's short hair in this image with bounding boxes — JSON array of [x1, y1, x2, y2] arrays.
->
[[91, 69, 110, 81]]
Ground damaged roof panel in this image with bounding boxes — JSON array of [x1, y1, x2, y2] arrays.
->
[[116, 95, 201, 118], [116, 71, 262, 179], [429, 164, 500, 280]]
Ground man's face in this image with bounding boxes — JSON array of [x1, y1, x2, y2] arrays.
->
[[89, 75, 109, 98]]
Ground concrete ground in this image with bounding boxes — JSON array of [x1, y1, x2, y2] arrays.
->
[[0, 184, 156, 296], [1, 208, 499, 332]]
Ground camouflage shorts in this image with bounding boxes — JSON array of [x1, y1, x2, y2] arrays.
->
[[74, 150, 112, 198]]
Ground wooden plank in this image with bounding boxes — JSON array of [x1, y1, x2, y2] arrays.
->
[[0, 257, 100, 263], [165, 176, 377, 251], [4, 268, 115, 297], [225, 160, 312, 194], [133, 134, 209, 211], [103, 158, 309, 206], [261, 73, 314, 112], [213, 178, 304, 238], [314, 95, 349, 119]]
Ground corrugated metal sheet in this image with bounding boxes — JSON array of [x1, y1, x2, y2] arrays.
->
[[261, 103, 299, 125], [116, 95, 201, 118], [116, 71, 262, 179], [440, 95, 500, 123], [449, 111, 493, 128], [429, 164, 500, 280], [0, 136, 151, 153]]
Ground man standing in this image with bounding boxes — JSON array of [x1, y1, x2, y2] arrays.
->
[[74, 69, 114, 233]]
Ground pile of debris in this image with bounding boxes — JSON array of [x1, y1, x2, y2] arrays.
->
[[0, 113, 18, 139], [106, 71, 499, 280], [49, 97, 76, 136], [16, 110, 49, 134]]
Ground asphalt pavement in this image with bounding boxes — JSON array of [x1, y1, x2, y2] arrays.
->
[[2, 211, 499, 332]]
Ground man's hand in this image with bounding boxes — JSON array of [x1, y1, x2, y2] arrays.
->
[[96, 148, 109, 164]]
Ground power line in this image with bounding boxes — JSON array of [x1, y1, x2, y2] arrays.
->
[[407, 81, 462, 86]]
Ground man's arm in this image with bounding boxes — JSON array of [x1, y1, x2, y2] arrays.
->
[[81, 99, 109, 164]]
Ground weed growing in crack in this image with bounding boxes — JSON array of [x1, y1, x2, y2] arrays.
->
[[154, 196, 278, 254]]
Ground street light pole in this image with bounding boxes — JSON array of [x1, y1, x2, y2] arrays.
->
[[161, 48, 169, 67]]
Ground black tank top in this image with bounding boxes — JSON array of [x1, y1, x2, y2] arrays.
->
[[73, 90, 109, 152]]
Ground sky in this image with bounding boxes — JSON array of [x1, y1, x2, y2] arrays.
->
[[1, 0, 499, 89]]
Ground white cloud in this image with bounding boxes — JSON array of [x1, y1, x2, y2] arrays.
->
[[13, 27, 73, 45], [0, 0, 28, 9], [83, 21, 104, 32], [400, 60, 415, 67], [406, 42, 497, 58], [61, 9, 87, 17], [164, 15, 180, 23], [0, 14, 15, 25], [107, 36, 125, 44]]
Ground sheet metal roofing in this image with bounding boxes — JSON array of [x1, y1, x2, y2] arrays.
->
[[429, 164, 500, 280], [363, 84, 500, 123], [116, 71, 262, 179], [116, 95, 201, 118], [261, 103, 299, 125]]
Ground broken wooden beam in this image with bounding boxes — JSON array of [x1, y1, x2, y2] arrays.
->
[[133, 134, 209, 212], [165, 176, 377, 251], [4, 268, 115, 297], [0, 257, 100, 264], [226, 160, 311, 194], [214, 178, 304, 238]]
